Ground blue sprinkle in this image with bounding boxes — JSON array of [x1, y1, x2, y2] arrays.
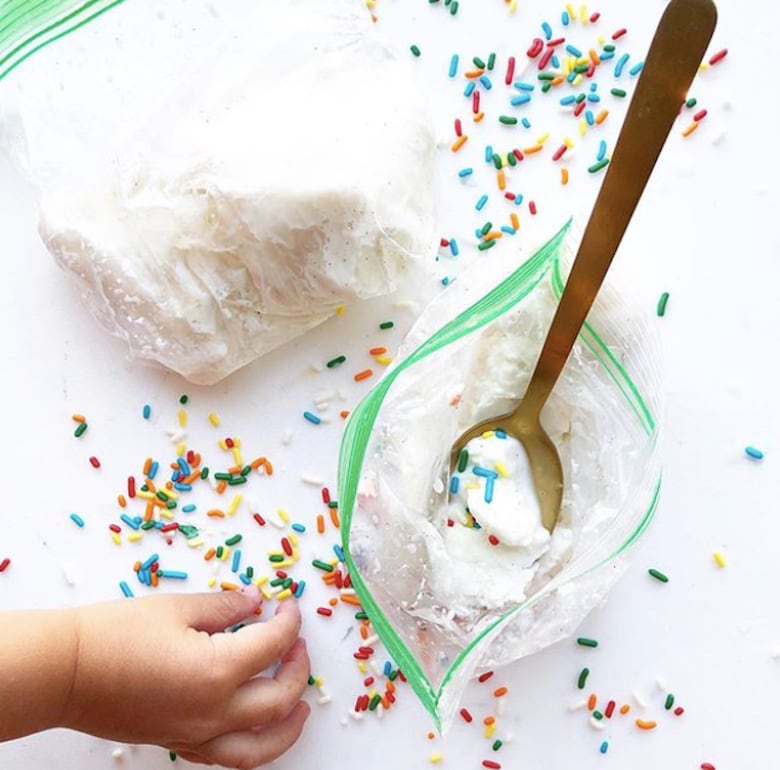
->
[[567, 71, 578, 84], [514, 81, 535, 92], [629, 61, 644, 76], [615, 52, 630, 77], [600, 50, 615, 61], [495, 429, 507, 439], [458, 167, 474, 178], [69, 513, 85, 528], [159, 570, 188, 580], [173, 482, 193, 492], [566, 44, 582, 57], [464, 81, 476, 97], [479, 75, 492, 90], [745, 446, 764, 460], [142, 404, 151, 420], [239, 573, 252, 585], [450, 239, 460, 257], [476, 194, 489, 211], [485, 145, 493, 162], [171, 470, 182, 483], [562, 10, 569, 25], [448, 54, 459, 78], [474, 228, 483, 239], [294, 580, 306, 598], [587, 93, 601, 103], [120, 514, 139, 530], [231, 549, 242, 573], [148, 460, 159, 480], [141, 553, 159, 571], [541, 20, 553, 39], [177, 457, 191, 475], [137, 568, 150, 586], [521, 117, 532, 129], [586, 110, 595, 126], [511, 93, 532, 107], [119, 581, 134, 599], [383, 661, 393, 676], [514, 193, 524, 205], [559, 95, 576, 106], [500, 226, 516, 235], [590, 82, 598, 92], [484, 476, 495, 504], [551, 54, 560, 69], [333, 544, 346, 562], [303, 411, 321, 425], [182, 504, 196, 513], [292, 523, 306, 533], [473, 466, 499, 479], [450, 476, 460, 495], [600, 741, 609, 755], [441, 277, 450, 286], [597, 140, 607, 161]]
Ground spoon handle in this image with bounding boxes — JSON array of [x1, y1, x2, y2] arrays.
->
[[522, 0, 717, 415]]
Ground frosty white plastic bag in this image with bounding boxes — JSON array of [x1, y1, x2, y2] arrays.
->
[[339, 221, 662, 730], [0, 0, 437, 384]]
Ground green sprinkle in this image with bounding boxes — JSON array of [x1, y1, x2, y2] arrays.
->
[[216, 546, 224, 559], [577, 667, 590, 689], [541, 81, 552, 93], [225, 534, 242, 546], [327, 355, 347, 368], [577, 637, 599, 648], [492, 740, 503, 751], [657, 291, 670, 317], [246, 566, 254, 578], [379, 321, 394, 330], [327, 501, 339, 509], [538, 72, 555, 81], [141, 520, 156, 530], [388, 669, 399, 681], [507, 152, 517, 167], [240, 465, 252, 476], [200, 467, 209, 479], [270, 577, 285, 587], [588, 159, 610, 174], [611, 87, 627, 98], [478, 240, 496, 252], [169, 750, 177, 762], [449, 0, 458, 15], [282, 577, 293, 589], [487, 52, 496, 70], [269, 554, 285, 563], [648, 568, 669, 583], [214, 472, 232, 481], [575, 93, 587, 103], [313, 559, 334, 572], [574, 63, 589, 73], [686, 97, 698, 108], [140, 484, 149, 492], [410, 44, 421, 57], [481, 221, 493, 236], [492, 153, 503, 169], [178, 525, 199, 539], [308, 674, 316, 686], [664, 693, 675, 710], [603, 44, 616, 52], [457, 449, 469, 473], [166, 500, 177, 510], [473, 56, 486, 69], [593, 710, 604, 720], [74, 422, 88, 438], [369, 694, 382, 711], [179, 394, 188, 405], [499, 115, 518, 125], [156, 491, 170, 502], [355, 611, 369, 620], [228, 476, 247, 486]]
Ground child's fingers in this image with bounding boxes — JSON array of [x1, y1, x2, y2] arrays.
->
[[218, 600, 302, 680], [196, 701, 310, 769], [177, 587, 262, 634], [224, 638, 309, 731]]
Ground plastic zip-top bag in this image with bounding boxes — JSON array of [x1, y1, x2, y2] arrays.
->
[[0, 0, 437, 385], [339, 221, 662, 731]]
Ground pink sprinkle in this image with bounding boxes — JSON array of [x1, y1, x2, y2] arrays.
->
[[505, 56, 516, 85], [454, 118, 463, 137]]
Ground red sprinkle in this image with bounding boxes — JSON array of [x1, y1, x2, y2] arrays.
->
[[483, 762, 501, 769], [504, 192, 517, 201], [454, 118, 463, 137], [473, 90, 480, 114], [612, 28, 627, 40], [281, 537, 293, 556], [0, 558, 10, 573], [674, 706, 685, 716], [109, 524, 121, 533], [708, 48, 727, 66], [527, 38, 544, 58], [505, 56, 516, 85], [552, 144, 568, 161], [538, 47, 554, 70], [225, 437, 234, 448], [160, 523, 179, 533], [127, 476, 136, 498], [546, 37, 565, 48], [693, 109, 708, 122], [440, 238, 450, 248], [573, 100, 587, 117], [701, 764, 716, 770], [317, 607, 333, 616], [252, 513, 266, 527], [529, 200, 538, 215], [590, 11, 600, 22], [605, 700, 616, 718], [478, 671, 495, 683], [488, 534, 500, 546], [460, 708, 474, 723], [89, 456, 101, 468], [364, 677, 375, 687]]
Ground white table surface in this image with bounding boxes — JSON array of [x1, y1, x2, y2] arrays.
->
[[1, 0, 777, 768]]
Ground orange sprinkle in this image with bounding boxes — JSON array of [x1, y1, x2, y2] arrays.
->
[[204, 548, 216, 561], [451, 135, 469, 152], [523, 144, 543, 154], [474, 111, 485, 123], [369, 346, 387, 356], [510, 213, 520, 230], [228, 464, 242, 475], [493, 686, 509, 698], [216, 480, 227, 495], [145, 478, 157, 494], [263, 459, 274, 475], [151, 571, 159, 587], [427, 732, 435, 740], [483, 231, 503, 242], [387, 680, 396, 694], [143, 502, 154, 522], [360, 626, 369, 640], [340, 594, 363, 607], [143, 457, 152, 475], [465, 68, 485, 78], [117, 494, 127, 508], [72, 414, 86, 423], [561, 168, 569, 185], [589, 49, 601, 64], [619, 704, 631, 715], [381, 695, 391, 710], [184, 471, 200, 485], [317, 514, 326, 534], [595, 109, 609, 125], [250, 456, 267, 470], [133, 560, 141, 572], [340, 410, 351, 419], [207, 509, 226, 518], [497, 170, 506, 190], [483, 716, 496, 726], [220, 582, 240, 591], [682, 121, 699, 137], [551, 75, 565, 86], [330, 508, 341, 528], [587, 693, 598, 711], [322, 573, 337, 585], [191, 452, 201, 467], [636, 719, 657, 730], [153, 497, 166, 509], [328, 597, 339, 607]]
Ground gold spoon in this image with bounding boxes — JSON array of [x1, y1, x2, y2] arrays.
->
[[450, 0, 717, 532]]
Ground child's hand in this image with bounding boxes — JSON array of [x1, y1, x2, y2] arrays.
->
[[64, 588, 310, 768]]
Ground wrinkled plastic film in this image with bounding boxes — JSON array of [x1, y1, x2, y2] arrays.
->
[[339, 221, 662, 730]]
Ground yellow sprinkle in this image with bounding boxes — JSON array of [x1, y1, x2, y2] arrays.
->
[[597, 34, 606, 45], [508, 0, 516, 10], [178, 409, 187, 428], [682, 121, 699, 138], [699, 62, 708, 71], [314, 676, 325, 686], [227, 494, 243, 516], [536, 132, 551, 145], [207, 577, 217, 587], [572, 74, 584, 87], [186, 537, 204, 548], [563, 57, 572, 76], [289, 533, 300, 546], [254, 575, 269, 586], [566, 3, 576, 20], [497, 170, 506, 191], [111, 532, 121, 546], [358, 662, 367, 673], [176, 442, 186, 458], [335, 305, 346, 316], [473, 111, 485, 123], [159, 509, 174, 521], [218, 439, 228, 450], [220, 547, 232, 562], [563, 136, 575, 149], [495, 461, 510, 478], [126, 531, 143, 542], [368, 688, 378, 699], [163, 488, 179, 500], [375, 355, 393, 366], [276, 559, 295, 569], [366, 0, 375, 6], [484, 723, 496, 738], [451, 134, 469, 152], [136, 490, 156, 500], [429, 755, 444, 765], [481, 430, 495, 439], [329, 558, 340, 566], [232, 447, 243, 467], [277, 509, 291, 524], [208, 412, 220, 427], [580, 4, 588, 22], [465, 482, 480, 491], [579, 118, 588, 137], [713, 552, 727, 568], [276, 589, 293, 600], [260, 586, 272, 600]]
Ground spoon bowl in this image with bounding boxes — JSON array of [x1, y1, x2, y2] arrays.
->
[[450, 0, 717, 532]]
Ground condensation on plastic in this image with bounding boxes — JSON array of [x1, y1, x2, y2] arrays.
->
[[0, 0, 438, 385], [338, 220, 662, 731]]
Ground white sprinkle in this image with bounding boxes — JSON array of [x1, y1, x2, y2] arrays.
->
[[340, 588, 357, 596], [632, 690, 647, 708], [589, 717, 607, 730], [376, 703, 384, 720], [655, 676, 668, 692], [364, 634, 380, 647], [318, 695, 332, 705], [62, 562, 78, 586], [111, 748, 124, 760], [349, 710, 364, 721], [268, 515, 286, 530], [432, 477, 445, 494], [186, 537, 205, 548], [504, 732, 515, 743], [496, 698, 506, 716], [282, 429, 293, 446], [169, 430, 187, 444], [340, 716, 349, 726], [569, 698, 588, 712], [394, 299, 419, 312], [711, 130, 726, 146], [369, 660, 383, 678], [310, 362, 324, 373], [301, 474, 326, 486]]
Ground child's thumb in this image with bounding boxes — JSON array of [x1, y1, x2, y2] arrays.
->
[[176, 586, 262, 633]]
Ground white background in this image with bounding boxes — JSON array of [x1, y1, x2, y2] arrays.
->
[[1, 0, 779, 768]]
